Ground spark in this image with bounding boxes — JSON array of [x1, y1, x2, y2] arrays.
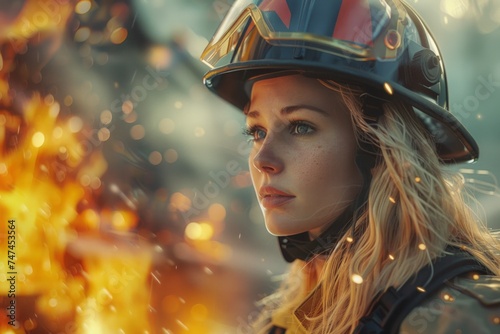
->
[[383, 82, 394, 95], [151, 272, 161, 284], [130, 70, 137, 84], [415, 176, 421, 183], [131, 12, 138, 28], [389, 196, 396, 204], [418, 243, 427, 251], [388, 254, 395, 261], [109, 184, 137, 209], [416, 286, 426, 292], [175, 319, 189, 331], [351, 274, 364, 284], [346, 236, 354, 243], [442, 293, 454, 302]]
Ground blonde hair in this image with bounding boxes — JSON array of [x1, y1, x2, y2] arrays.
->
[[252, 80, 500, 334]]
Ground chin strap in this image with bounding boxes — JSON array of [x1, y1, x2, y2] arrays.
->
[[277, 200, 359, 262], [278, 94, 384, 263]]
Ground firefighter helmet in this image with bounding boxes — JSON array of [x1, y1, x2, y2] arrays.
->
[[201, 0, 478, 163]]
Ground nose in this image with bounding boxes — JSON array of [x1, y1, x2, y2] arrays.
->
[[251, 137, 284, 174]]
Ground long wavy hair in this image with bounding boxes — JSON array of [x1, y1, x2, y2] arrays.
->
[[252, 80, 500, 334]]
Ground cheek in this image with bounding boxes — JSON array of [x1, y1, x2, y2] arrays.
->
[[298, 136, 358, 183], [300, 150, 334, 182]]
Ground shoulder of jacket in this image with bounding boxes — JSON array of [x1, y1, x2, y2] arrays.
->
[[399, 273, 500, 334]]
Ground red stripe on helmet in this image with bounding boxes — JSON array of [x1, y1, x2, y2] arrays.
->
[[259, 0, 291, 28], [333, 0, 374, 46]]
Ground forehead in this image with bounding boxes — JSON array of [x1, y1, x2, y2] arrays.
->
[[246, 75, 348, 117]]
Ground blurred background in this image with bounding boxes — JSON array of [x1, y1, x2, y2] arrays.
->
[[0, 0, 498, 333]]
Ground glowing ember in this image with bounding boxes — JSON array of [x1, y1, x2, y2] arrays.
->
[[383, 82, 394, 95], [442, 293, 454, 302], [351, 274, 364, 285]]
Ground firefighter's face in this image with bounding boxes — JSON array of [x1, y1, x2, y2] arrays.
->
[[246, 75, 363, 237]]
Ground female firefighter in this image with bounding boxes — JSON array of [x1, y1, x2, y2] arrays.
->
[[200, 0, 500, 333]]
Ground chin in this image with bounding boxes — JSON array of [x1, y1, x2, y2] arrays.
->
[[264, 220, 308, 237]]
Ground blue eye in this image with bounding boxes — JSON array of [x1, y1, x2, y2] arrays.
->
[[290, 121, 314, 135], [243, 126, 266, 142]]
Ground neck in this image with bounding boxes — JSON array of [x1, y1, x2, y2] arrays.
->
[[304, 255, 327, 291]]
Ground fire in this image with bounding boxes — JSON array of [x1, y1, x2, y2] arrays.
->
[[69, 234, 152, 334], [1, 1, 260, 333], [0, 94, 89, 297], [0, 92, 153, 333], [0, 1, 153, 333]]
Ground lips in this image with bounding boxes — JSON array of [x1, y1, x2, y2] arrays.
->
[[259, 186, 295, 209]]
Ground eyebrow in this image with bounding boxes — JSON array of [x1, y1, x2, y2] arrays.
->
[[244, 104, 329, 118]]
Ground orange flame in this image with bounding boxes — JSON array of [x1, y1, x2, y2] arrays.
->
[[0, 92, 152, 334], [0, 1, 153, 333]]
